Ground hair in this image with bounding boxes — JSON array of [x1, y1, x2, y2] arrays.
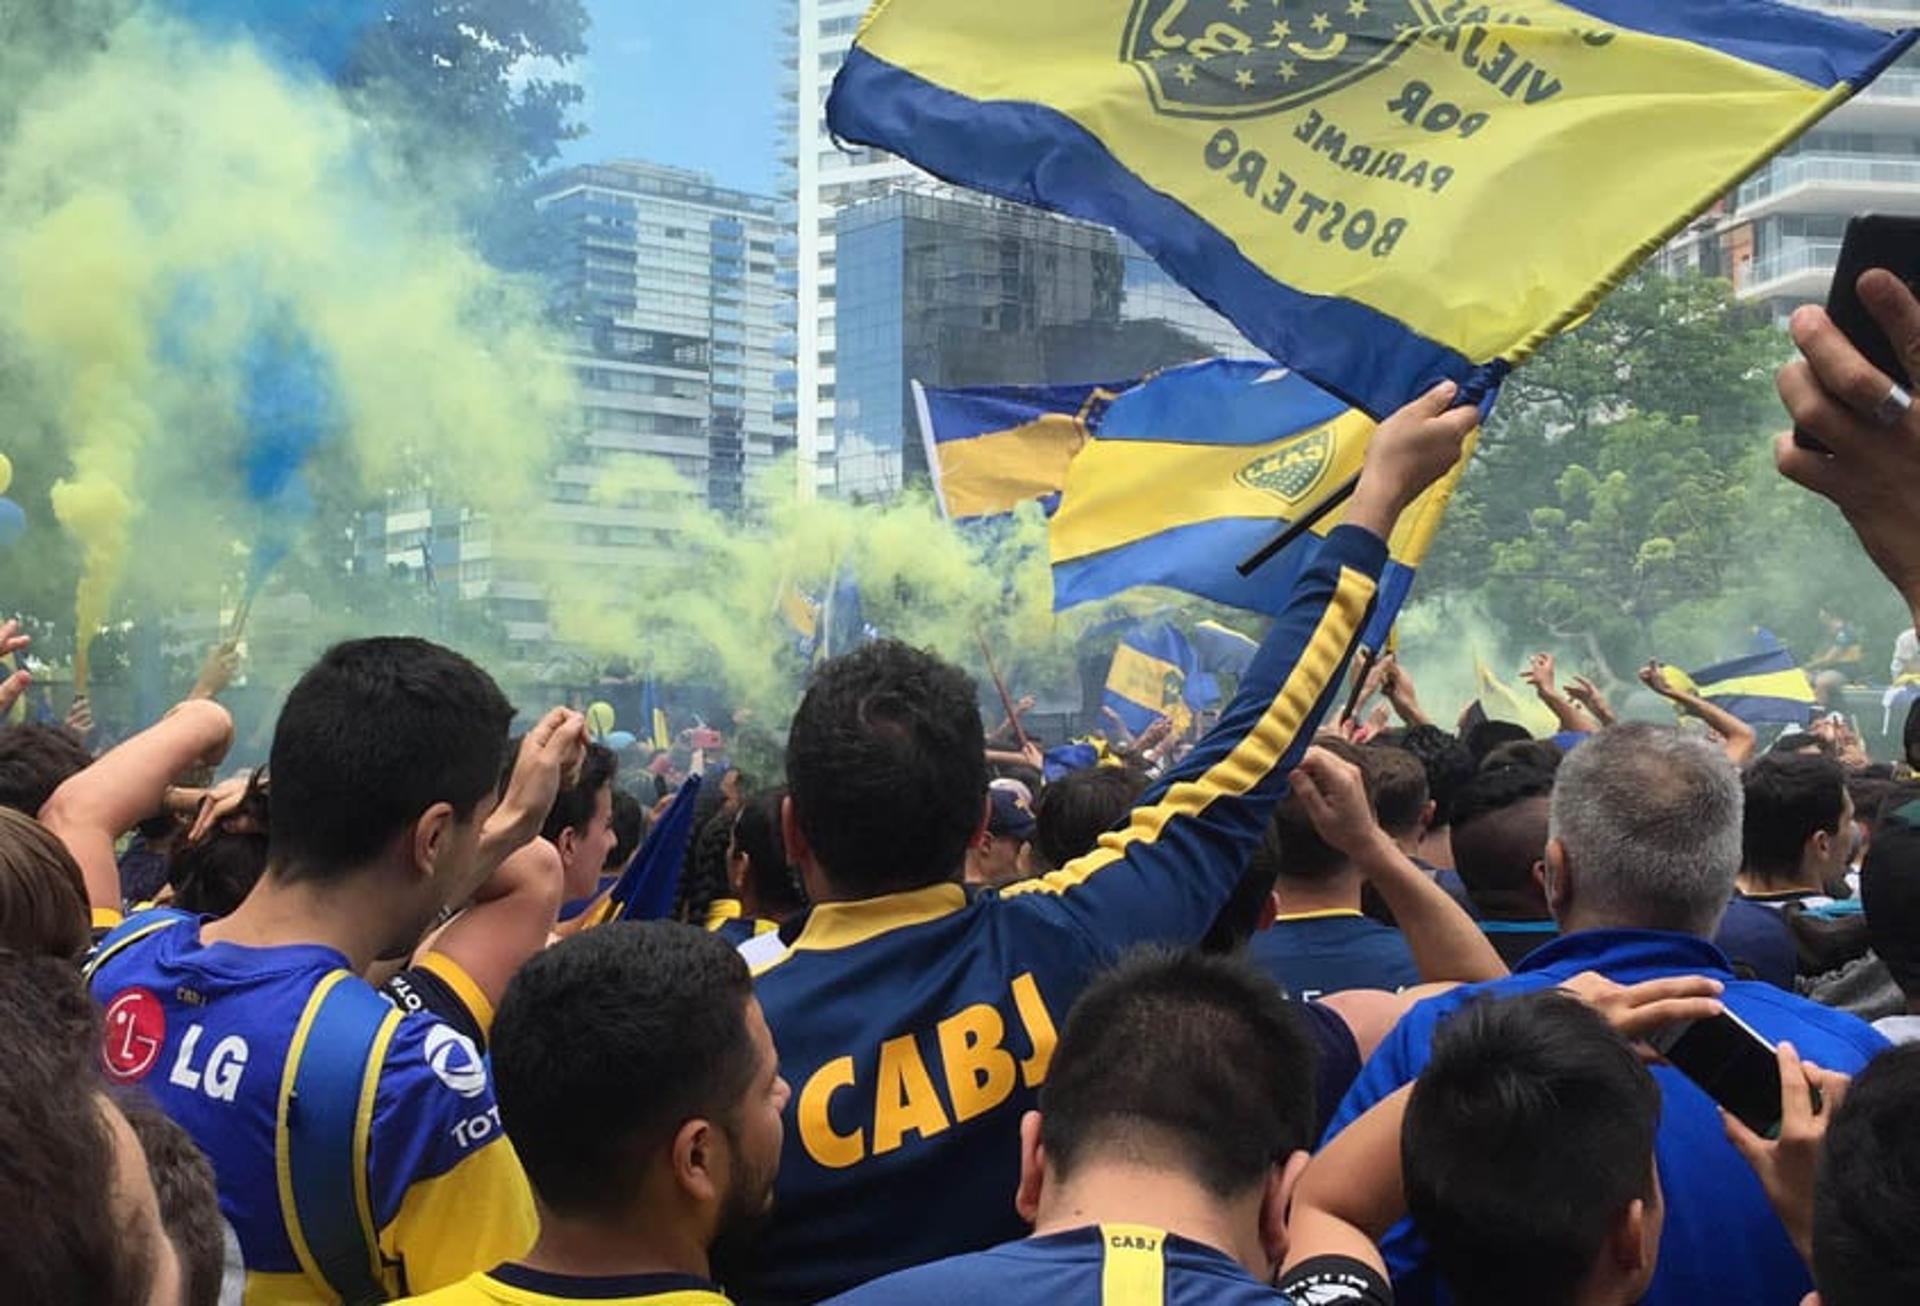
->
[[1547, 723, 1742, 936], [1364, 745, 1430, 838], [1481, 738, 1565, 776], [1449, 765, 1556, 918], [785, 641, 987, 897], [1201, 850, 1282, 954], [0, 724, 93, 818], [675, 807, 737, 928], [267, 638, 513, 880], [1905, 698, 1920, 772], [1771, 730, 1837, 759], [0, 807, 92, 960], [1812, 1043, 1920, 1305], [0, 953, 158, 1305], [541, 742, 617, 844], [733, 789, 805, 918], [1742, 753, 1848, 885], [1398, 725, 1476, 828], [166, 771, 272, 919], [1039, 948, 1316, 1198], [118, 1096, 225, 1306], [607, 788, 646, 873], [1032, 767, 1147, 872], [491, 923, 759, 1216], [1266, 737, 1370, 882], [1463, 719, 1533, 766], [1861, 803, 1920, 999], [1404, 991, 1661, 1306], [1849, 776, 1907, 836]]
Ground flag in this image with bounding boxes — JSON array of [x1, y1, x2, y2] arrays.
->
[[1046, 361, 1474, 647], [1103, 621, 1216, 737], [1666, 649, 1817, 728], [595, 775, 705, 925], [818, 565, 868, 663], [832, 2, 1912, 419], [638, 676, 671, 753], [912, 378, 1116, 519], [776, 580, 818, 644], [1474, 656, 1558, 736], [1191, 619, 1260, 679]]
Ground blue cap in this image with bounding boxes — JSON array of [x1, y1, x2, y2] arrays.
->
[[988, 787, 1037, 842]]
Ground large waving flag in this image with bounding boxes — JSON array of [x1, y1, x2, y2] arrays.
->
[[831, 2, 1912, 418], [1667, 649, 1817, 728]]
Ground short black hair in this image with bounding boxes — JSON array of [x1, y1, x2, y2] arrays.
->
[[1364, 745, 1430, 838], [1039, 948, 1316, 1198], [1201, 850, 1281, 954], [1404, 991, 1661, 1306], [118, 1096, 225, 1306], [1449, 766, 1555, 918], [1480, 738, 1564, 776], [541, 742, 617, 843], [1905, 698, 1920, 771], [786, 641, 987, 897], [1032, 767, 1146, 872], [1813, 1043, 1920, 1305], [1772, 730, 1837, 759], [0, 724, 93, 818], [0, 954, 157, 1305], [492, 922, 759, 1216], [1399, 725, 1476, 828], [1861, 800, 1920, 999], [1742, 752, 1847, 885], [607, 788, 646, 872], [1463, 719, 1533, 766], [167, 771, 271, 919], [268, 638, 513, 880], [733, 789, 805, 917], [1266, 737, 1370, 882]]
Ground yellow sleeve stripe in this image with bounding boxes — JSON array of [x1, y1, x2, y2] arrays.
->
[[275, 970, 348, 1297], [1099, 1224, 1167, 1306], [418, 950, 496, 1037], [1002, 563, 1376, 899], [92, 905, 124, 930], [352, 1005, 404, 1290]]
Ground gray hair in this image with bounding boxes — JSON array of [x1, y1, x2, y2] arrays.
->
[[1547, 723, 1742, 937]]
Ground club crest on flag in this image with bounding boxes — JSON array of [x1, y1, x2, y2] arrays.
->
[[1234, 425, 1333, 505], [1122, 0, 1433, 120]]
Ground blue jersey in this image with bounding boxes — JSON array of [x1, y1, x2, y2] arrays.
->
[[88, 916, 535, 1303], [1324, 929, 1889, 1306], [819, 1226, 1392, 1306], [717, 526, 1387, 1305], [1247, 911, 1421, 998]]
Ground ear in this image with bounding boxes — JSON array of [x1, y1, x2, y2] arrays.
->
[[977, 794, 993, 846], [1543, 838, 1573, 922], [1261, 1149, 1312, 1270], [729, 849, 750, 895], [1256, 889, 1280, 933], [1609, 1196, 1657, 1281], [671, 1115, 723, 1209], [782, 796, 827, 902], [1418, 799, 1437, 835], [555, 823, 580, 869], [411, 802, 457, 879], [1015, 1111, 1046, 1225]]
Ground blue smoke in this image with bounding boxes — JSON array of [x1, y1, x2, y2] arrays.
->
[[148, 0, 389, 78], [240, 323, 336, 592]]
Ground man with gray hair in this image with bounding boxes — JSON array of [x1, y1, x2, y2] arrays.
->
[[1324, 723, 1887, 1306]]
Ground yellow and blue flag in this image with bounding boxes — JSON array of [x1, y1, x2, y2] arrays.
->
[[832, 2, 1913, 417], [1103, 621, 1219, 737], [638, 676, 672, 753], [1667, 648, 1817, 728], [913, 379, 1116, 519], [1191, 619, 1261, 679]]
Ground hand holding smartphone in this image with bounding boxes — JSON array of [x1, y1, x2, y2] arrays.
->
[[1652, 1009, 1805, 1139], [1800, 213, 1920, 449]]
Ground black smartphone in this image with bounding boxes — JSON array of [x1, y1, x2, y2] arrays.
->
[[1801, 215, 1920, 449], [1652, 1010, 1787, 1138]]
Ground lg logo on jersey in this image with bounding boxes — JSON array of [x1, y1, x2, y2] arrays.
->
[[100, 988, 250, 1102]]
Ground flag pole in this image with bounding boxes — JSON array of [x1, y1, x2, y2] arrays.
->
[[976, 629, 1032, 753], [1235, 472, 1358, 577], [1341, 644, 1381, 725]]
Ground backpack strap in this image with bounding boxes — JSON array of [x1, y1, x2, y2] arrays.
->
[[276, 971, 405, 1306], [83, 908, 194, 981]]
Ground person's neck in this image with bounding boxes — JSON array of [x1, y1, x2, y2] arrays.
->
[[198, 869, 393, 974], [1415, 827, 1453, 870], [1273, 870, 1361, 917], [1476, 892, 1553, 923], [519, 1210, 711, 1284], [1032, 1160, 1265, 1278], [1737, 866, 1825, 898]]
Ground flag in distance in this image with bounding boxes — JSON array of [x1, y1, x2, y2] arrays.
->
[[831, 1, 1914, 418], [1103, 621, 1218, 737], [1666, 648, 1817, 728], [913, 378, 1116, 519]]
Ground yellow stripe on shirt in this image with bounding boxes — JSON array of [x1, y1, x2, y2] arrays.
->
[[1099, 1224, 1167, 1306], [417, 950, 496, 1037]]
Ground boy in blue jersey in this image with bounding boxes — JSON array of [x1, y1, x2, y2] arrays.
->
[[715, 381, 1483, 1304], [823, 948, 1391, 1306], [399, 922, 789, 1306], [1323, 724, 1889, 1306], [87, 637, 587, 1304]]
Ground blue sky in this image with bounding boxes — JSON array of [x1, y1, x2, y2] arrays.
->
[[560, 0, 782, 196]]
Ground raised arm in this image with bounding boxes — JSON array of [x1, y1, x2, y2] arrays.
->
[[1564, 673, 1617, 728], [1642, 661, 1756, 765], [1520, 653, 1597, 734], [38, 699, 233, 916], [1381, 654, 1431, 728], [474, 707, 587, 883], [1000, 382, 1479, 951], [406, 837, 565, 1040]]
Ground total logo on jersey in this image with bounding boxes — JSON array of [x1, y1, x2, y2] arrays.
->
[[425, 1023, 488, 1099]]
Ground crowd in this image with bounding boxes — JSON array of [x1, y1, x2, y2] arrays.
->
[[4, 275, 1920, 1306]]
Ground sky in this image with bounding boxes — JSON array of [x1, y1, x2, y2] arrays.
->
[[560, 0, 783, 196]]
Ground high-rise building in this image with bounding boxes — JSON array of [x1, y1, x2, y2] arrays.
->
[[1659, 1, 1920, 310], [366, 160, 796, 648], [834, 185, 1254, 499], [780, 0, 1253, 500]]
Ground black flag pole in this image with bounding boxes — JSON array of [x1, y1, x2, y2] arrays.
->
[[1235, 471, 1360, 577]]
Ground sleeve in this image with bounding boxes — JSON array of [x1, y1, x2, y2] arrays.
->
[[1278, 1255, 1394, 1305], [1321, 998, 1431, 1143], [996, 525, 1387, 957], [382, 954, 493, 1050]]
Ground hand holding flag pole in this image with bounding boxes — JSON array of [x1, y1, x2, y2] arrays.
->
[[976, 630, 1032, 753]]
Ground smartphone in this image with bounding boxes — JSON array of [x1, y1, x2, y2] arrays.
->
[[1799, 214, 1920, 449], [1652, 1009, 1789, 1138]]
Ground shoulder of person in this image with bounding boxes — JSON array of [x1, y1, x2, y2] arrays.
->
[[370, 1009, 502, 1163]]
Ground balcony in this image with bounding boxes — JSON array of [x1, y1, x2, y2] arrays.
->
[[1796, 0, 1920, 26], [1737, 240, 1844, 304], [1830, 68, 1920, 130], [1734, 152, 1920, 220]]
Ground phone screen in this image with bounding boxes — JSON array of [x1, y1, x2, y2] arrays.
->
[[1657, 1013, 1784, 1138], [1798, 214, 1920, 449]]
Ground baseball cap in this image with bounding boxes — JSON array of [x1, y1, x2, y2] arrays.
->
[[988, 786, 1037, 842]]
